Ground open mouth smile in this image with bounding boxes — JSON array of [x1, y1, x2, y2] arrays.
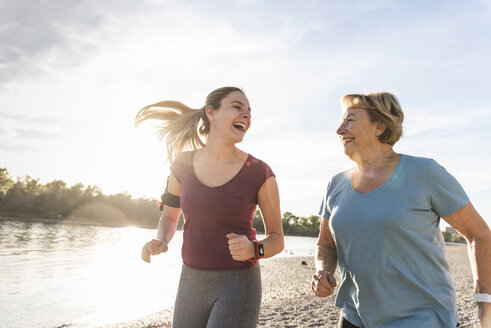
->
[[233, 122, 247, 132], [341, 137, 354, 145]]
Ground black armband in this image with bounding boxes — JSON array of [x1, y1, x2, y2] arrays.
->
[[159, 191, 180, 210], [159, 175, 180, 210]]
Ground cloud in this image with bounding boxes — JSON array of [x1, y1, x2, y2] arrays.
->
[[403, 105, 491, 138], [0, 111, 62, 124], [0, 111, 65, 142], [0, 111, 67, 154], [0, 0, 144, 87], [0, 112, 25, 120], [15, 128, 60, 139], [0, 141, 36, 152]]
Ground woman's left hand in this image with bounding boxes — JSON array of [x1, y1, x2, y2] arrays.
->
[[226, 233, 255, 261]]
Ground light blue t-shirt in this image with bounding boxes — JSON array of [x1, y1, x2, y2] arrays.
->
[[319, 154, 469, 328]]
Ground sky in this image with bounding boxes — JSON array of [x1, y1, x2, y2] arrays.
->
[[1, 0, 491, 226]]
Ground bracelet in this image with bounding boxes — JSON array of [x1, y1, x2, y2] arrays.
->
[[475, 293, 491, 303]]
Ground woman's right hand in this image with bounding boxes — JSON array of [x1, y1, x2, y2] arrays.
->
[[311, 270, 337, 297], [141, 239, 168, 263]]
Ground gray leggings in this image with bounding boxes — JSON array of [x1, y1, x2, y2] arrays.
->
[[172, 264, 261, 328]]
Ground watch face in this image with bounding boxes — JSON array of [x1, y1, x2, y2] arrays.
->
[[258, 244, 264, 256]]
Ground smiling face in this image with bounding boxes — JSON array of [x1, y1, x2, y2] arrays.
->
[[336, 107, 383, 159], [207, 91, 251, 143]]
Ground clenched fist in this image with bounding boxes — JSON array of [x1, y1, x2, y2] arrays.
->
[[226, 233, 255, 261], [141, 239, 168, 263], [311, 270, 337, 297]]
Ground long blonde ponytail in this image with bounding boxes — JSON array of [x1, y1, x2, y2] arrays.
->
[[135, 86, 244, 163]]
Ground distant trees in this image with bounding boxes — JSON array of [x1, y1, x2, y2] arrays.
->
[[253, 208, 467, 242], [442, 231, 466, 243], [0, 168, 14, 195], [0, 168, 160, 227], [253, 210, 321, 237]]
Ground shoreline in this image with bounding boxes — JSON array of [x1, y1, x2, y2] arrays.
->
[[103, 244, 478, 328], [0, 215, 157, 230], [0, 216, 467, 245]]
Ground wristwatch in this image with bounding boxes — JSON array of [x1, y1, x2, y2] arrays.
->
[[475, 293, 491, 303], [252, 240, 264, 259]]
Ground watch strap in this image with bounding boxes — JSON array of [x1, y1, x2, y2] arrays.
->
[[475, 293, 491, 303], [250, 240, 264, 260]]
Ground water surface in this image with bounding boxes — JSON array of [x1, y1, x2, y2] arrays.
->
[[0, 219, 317, 328]]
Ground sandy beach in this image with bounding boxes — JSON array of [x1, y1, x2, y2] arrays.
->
[[104, 244, 479, 328]]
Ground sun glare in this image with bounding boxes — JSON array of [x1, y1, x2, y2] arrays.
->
[[77, 227, 183, 326]]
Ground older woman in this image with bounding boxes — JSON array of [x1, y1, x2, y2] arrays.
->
[[311, 92, 491, 327]]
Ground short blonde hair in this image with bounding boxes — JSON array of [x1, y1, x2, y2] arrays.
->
[[342, 92, 404, 146]]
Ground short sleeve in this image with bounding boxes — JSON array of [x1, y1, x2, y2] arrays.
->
[[169, 160, 183, 183], [426, 159, 469, 217], [254, 159, 275, 191], [319, 181, 332, 220], [169, 151, 193, 183]]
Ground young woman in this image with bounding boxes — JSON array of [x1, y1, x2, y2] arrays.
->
[[137, 86, 284, 328], [311, 92, 491, 327]]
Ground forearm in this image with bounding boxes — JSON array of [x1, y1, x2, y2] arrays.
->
[[256, 176, 284, 259], [259, 232, 284, 258], [467, 233, 491, 294], [156, 213, 179, 244], [315, 244, 337, 274], [469, 233, 491, 324], [443, 202, 491, 323]]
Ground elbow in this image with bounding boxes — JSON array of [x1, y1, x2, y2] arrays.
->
[[270, 231, 284, 257], [316, 243, 337, 258], [278, 236, 285, 254], [466, 225, 491, 244], [469, 232, 491, 248], [160, 214, 179, 228], [465, 232, 491, 260]]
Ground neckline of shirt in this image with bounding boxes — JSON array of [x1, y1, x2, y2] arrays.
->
[[191, 151, 252, 189], [348, 154, 407, 196]]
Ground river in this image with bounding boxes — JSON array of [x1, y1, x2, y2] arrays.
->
[[0, 218, 317, 328]]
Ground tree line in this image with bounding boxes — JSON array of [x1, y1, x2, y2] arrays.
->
[[0, 168, 160, 227], [0, 168, 321, 236], [441, 231, 466, 243], [0, 167, 465, 242]]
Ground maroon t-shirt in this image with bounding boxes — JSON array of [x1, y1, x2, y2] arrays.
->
[[170, 151, 275, 270]]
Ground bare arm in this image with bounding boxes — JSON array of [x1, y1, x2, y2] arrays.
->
[[156, 173, 181, 243], [256, 176, 284, 258], [312, 217, 338, 297], [227, 176, 284, 261], [141, 173, 181, 263], [443, 201, 491, 325]]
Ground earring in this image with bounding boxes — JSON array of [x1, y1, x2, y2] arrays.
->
[[376, 132, 379, 136]]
